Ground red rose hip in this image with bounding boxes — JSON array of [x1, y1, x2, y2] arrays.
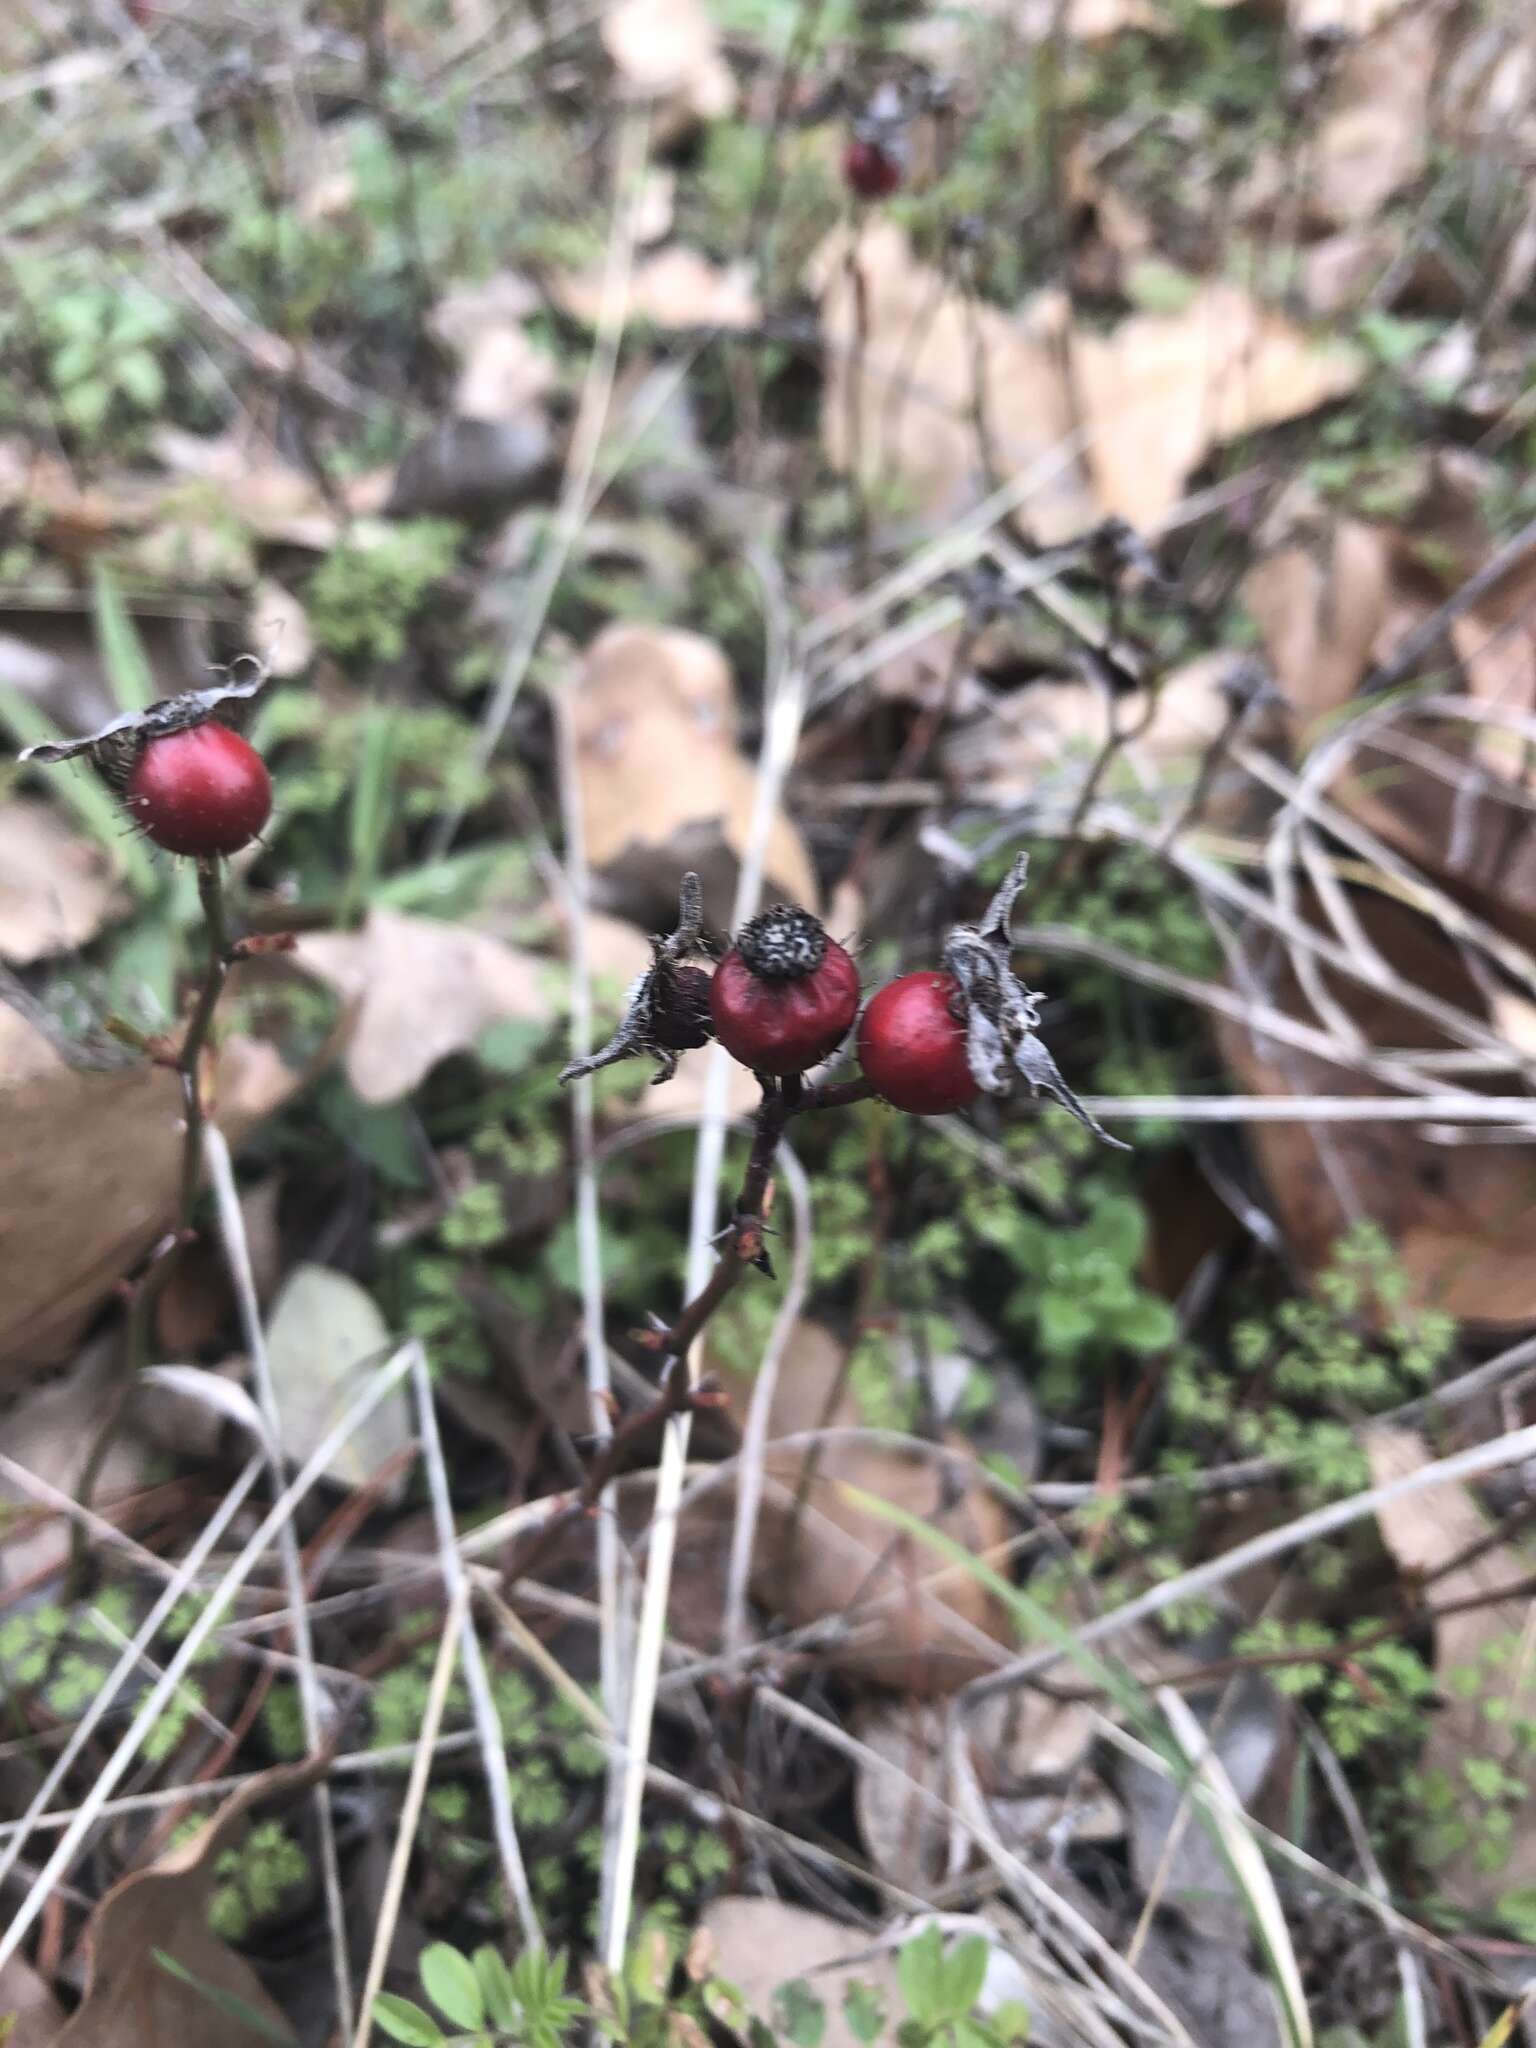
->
[[843, 136, 903, 201], [858, 971, 978, 1115], [710, 904, 860, 1077], [125, 722, 272, 858]]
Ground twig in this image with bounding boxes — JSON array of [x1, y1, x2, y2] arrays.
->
[[69, 858, 239, 1595]]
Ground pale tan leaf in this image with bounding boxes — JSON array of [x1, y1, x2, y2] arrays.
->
[[808, 223, 1090, 535], [1243, 511, 1393, 729], [554, 246, 758, 332], [0, 798, 122, 964], [248, 577, 314, 679], [0, 1956, 66, 2048], [295, 908, 552, 1105], [601, 0, 735, 128], [698, 1899, 906, 2048], [1308, 4, 1445, 228], [565, 623, 817, 928], [1072, 282, 1364, 532], [264, 1265, 411, 1492]]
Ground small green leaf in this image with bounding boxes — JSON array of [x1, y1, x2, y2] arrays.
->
[[939, 1936, 989, 2021], [115, 347, 166, 412], [775, 1979, 827, 2048], [842, 1980, 885, 2044], [897, 1924, 946, 2024], [1107, 1295, 1179, 1354], [1037, 1291, 1094, 1354], [472, 1946, 518, 2030], [989, 2000, 1032, 2043], [371, 1994, 446, 2045], [419, 1943, 485, 2031]]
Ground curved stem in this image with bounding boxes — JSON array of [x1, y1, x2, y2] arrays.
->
[[69, 858, 235, 1596]]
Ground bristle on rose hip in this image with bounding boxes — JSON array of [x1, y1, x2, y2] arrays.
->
[[710, 906, 860, 1077], [124, 723, 272, 858]]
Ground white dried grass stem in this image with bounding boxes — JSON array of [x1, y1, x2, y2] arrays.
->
[[206, 1124, 353, 2033], [349, 1582, 469, 2048], [410, 1348, 539, 1946], [969, 1416, 1536, 1704], [0, 1341, 418, 1974], [443, 106, 650, 846], [0, 1455, 262, 1897], [602, 559, 807, 1969]]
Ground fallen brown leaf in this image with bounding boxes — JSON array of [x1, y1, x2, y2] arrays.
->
[[1307, 3, 1446, 229], [55, 1760, 322, 2047], [719, 1320, 1013, 1694], [0, 799, 122, 964], [1071, 282, 1363, 532], [0, 1004, 296, 1376], [1243, 502, 1394, 730], [0, 1334, 151, 1586], [854, 1691, 1118, 1895], [697, 1898, 907, 2048], [601, 0, 735, 137], [1366, 1424, 1536, 1916], [808, 223, 1089, 535], [1216, 891, 1536, 1322], [429, 273, 555, 424], [0, 1956, 66, 2048], [295, 908, 552, 1105], [564, 623, 817, 930]]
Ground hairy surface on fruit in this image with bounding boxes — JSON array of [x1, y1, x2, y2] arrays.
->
[[124, 722, 272, 858], [733, 904, 829, 981], [651, 963, 714, 1051], [710, 934, 860, 1077], [858, 972, 978, 1115]]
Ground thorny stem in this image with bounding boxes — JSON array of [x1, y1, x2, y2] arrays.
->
[[507, 1073, 875, 1590], [69, 859, 237, 1597]]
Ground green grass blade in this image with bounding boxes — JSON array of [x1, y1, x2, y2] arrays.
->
[[91, 560, 155, 710], [151, 1951, 299, 2045]]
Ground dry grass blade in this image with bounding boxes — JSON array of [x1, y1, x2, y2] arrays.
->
[[602, 554, 806, 1969], [206, 1125, 354, 2033], [1155, 1687, 1312, 2048], [349, 1582, 469, 2048], [410, 1346, 539, 1947], [968, 1417, 1536, 1703], [0, 1455, 263, 1901], [436, 106, 651, 855], [0, 1340, 418, 1975]]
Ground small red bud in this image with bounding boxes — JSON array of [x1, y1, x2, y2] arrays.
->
[[843, 136, 903, 201], [124, 723, 272, 858], [858, 971, 978, 1115]]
